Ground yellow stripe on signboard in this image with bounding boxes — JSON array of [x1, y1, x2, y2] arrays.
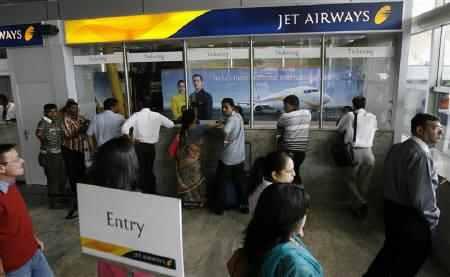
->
[[81, 237, 131, 256], [64, 10, 208, 44]]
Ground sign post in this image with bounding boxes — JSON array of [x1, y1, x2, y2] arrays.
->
[[77, 184, 184, 277]]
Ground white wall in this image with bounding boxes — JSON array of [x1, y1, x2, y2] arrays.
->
[[7, 20, 76, 185]]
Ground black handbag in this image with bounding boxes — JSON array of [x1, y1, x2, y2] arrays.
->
[[331, 112, 357, 166]]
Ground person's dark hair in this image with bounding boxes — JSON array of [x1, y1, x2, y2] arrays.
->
[[90, 137, 139, 190], [177, 80, 185, 86], [192, 74, 203, 81], [44, 104, 57, 115], [342, 106, 353, 113], [142, 96, 152, 109], [222, 98, 235, 107], [283, 95, 299, 109], [179, 109, 196, 146], [0, 94, 8, 120], [411, 113, 440, 136], [248, 151, 292, 195], [0, 144, 16, 163], [244, 183, 310, 266], [62, 99, 78, 113], [352, 96, 366, 110], [103, 98, 118, 110]]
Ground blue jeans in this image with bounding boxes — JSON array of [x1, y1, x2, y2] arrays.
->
[[6, 250, 54, 277]]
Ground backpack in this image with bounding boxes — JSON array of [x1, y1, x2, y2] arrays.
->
[[331, 112, 357, 167]]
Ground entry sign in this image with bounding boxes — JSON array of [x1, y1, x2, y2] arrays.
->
[[0, 23, 42, 47], [77, 184, 184, 277]]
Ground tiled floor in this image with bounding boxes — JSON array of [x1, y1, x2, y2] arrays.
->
[[22, 185, 448, 277]]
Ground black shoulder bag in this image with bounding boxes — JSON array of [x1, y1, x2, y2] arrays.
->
[[331, 112, 357, 166]]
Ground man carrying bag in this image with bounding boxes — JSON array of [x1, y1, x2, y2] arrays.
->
[[336, 96, 377, 219]]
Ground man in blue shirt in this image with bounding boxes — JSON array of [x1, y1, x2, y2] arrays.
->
[[87, 98, 125, 150], [210, 98, 247, 215]]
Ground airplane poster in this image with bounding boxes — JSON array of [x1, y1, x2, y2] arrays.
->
[[161, 67, 364, 119]]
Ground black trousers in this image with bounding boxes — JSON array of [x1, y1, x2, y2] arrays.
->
[[62, 147, 85, 194], [364, 200, 432, 277], [62, 147, 85, 211], [211, 161, 247, 213], [286, 150, 305, 184], [39, 152, 67, 196], [135, 142, 156, 194]]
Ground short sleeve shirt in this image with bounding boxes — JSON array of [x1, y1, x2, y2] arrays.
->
[[36, 118, 64, 154]]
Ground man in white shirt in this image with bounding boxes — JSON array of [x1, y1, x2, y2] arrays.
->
[[121, 97, 174, 194], [0, 94, 16, 122], [87, 98, 125, 149], [337, 96, 377, 219]]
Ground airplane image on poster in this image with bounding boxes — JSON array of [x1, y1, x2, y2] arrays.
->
[[253, 86, 332, 113]]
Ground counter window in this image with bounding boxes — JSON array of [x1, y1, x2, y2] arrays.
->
[[253, 36, 321, 127], [324, 34, 398, 129], [185, 38, 250, 123]]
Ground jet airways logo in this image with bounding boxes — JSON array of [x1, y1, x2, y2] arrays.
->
[[374, 5, 392, 25], [276, 5, 394, 30], [24, 26, 35, 41], [0, 25, 35, 41]]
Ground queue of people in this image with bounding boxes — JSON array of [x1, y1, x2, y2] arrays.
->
[[7, 84, 441, 277]]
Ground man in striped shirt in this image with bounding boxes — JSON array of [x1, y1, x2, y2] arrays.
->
[[277, 95, 312, 184]]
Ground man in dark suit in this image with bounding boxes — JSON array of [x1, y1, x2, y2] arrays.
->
[[364, 113, 443, 277]]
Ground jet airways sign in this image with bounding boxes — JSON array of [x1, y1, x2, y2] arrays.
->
[[65, 2, 402, 44], [0, 23, 42, 47], [172, 2, 403, 38]]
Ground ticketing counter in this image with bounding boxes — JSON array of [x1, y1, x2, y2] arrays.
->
[[61, 1, 405, 202]]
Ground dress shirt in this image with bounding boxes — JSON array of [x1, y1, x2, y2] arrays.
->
[[0, 180, 12, 193], [0, 102, 16, 121], [222, 111, 245, 165], [87, 110, 125, 146], [384, 138, 440, 229], [337, 108, 377, 148], [121, 108, 174, 144]]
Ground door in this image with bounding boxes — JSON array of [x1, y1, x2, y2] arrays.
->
[[7, 47, 53, 185]]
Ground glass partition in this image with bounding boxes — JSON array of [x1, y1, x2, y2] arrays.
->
[[253, 36, 321, 127], [412, 0, 438, 17], [72, 44, 126, 120], [186, 38, 250, 123], [437, 25, 450, 154], [440, 25, 450, 87], [397, 30, 434, 140], [324, 34, 397, 129], [71, 33, 400, 128], [127, 41, 184, 120]]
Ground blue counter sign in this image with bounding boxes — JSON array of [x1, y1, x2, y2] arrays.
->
[[0, 23, 42, 47]]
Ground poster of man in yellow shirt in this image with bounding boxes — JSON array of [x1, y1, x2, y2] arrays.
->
[[170, 80, 187, 122]]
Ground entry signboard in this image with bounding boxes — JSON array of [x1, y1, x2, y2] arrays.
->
[[65, 1, 403, 44], [0, 23, 42, 47], [77, 184, 184, 277]]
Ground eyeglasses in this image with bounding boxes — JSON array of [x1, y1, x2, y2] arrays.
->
[[0, 157, 23, 165]]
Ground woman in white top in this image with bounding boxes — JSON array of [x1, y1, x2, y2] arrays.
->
[[248, 151, 296, 215]]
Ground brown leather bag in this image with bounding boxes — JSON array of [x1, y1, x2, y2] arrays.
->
[[227, 248, 249, 277]]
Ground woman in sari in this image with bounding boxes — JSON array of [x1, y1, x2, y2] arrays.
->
[[90, 136, 153, 277], [242, 183, 323, 277], [176, 109, 208, 207]]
